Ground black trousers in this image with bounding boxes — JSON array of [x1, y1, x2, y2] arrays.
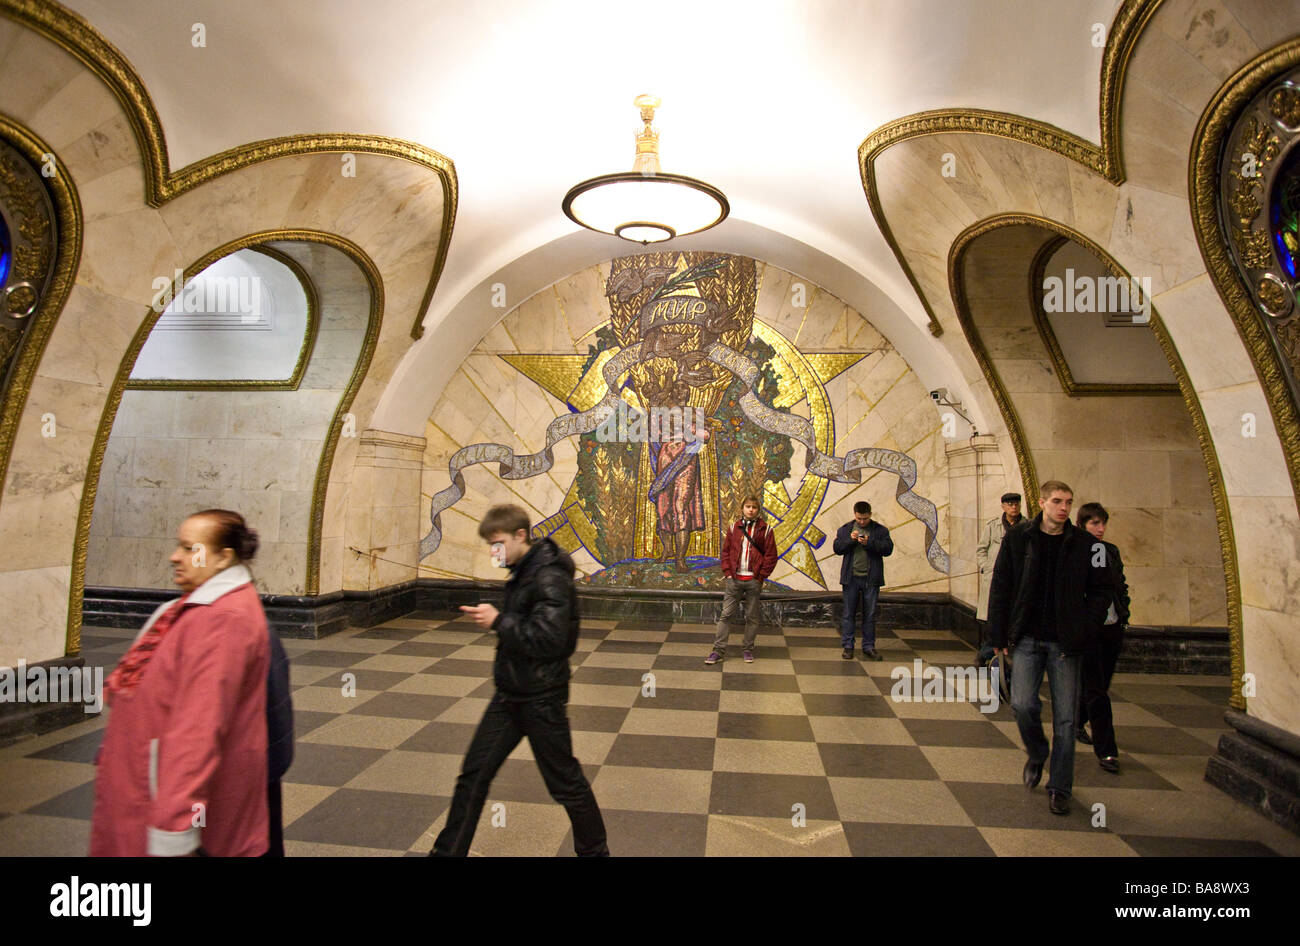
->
[[262, 780, 284, 857], [431, 689, 608, 856], [1079, 624, 1125, 759]]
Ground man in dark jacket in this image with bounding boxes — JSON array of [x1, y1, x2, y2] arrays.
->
[[989, 481, 1112, 815], [707, 495, 779, 664], [430, 504, 608, 856], [832, 501, 894, 660]]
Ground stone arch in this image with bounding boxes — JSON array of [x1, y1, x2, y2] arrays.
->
[[0, 3, 455, 666], [75, 230, 383, 653], [949, 213, 1239, 689]]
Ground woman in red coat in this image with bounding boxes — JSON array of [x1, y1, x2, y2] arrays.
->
[[90, 509, 271, 857]]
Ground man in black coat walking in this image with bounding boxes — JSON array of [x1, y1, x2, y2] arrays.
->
[[430, 504, 608, 856], [989, 481, 1112, 815]]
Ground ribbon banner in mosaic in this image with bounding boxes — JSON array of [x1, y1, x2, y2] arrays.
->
[[419, 343, 643, 559], [704, 342, 948, 573], [420, 339, 949, 574]]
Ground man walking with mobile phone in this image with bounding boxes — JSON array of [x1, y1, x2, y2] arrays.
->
[[429, 504, 609, 856]]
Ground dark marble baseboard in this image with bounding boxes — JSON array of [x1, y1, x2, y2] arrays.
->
[[1205, 709, 1300, 836], [0, 656, 95, 749], [80, 581, 1230, 675], [1115, 625, 1230, 675]]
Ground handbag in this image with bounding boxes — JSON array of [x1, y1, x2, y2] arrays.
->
[[985, 650, 1013, 704]]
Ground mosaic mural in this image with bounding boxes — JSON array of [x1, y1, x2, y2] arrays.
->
[[420, 252, 949, 590]]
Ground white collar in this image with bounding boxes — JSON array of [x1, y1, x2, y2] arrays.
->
[[188, 563, 253, 605]]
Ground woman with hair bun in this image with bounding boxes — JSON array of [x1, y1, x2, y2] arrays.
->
[[90, 509, 277, 857]]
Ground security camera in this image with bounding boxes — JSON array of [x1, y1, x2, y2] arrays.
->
[[929, 388, 949, 401]]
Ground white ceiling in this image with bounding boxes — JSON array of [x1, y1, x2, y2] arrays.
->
[[63, 0, 1119, 430]]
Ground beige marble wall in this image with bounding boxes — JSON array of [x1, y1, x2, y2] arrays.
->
[[0, 14, 451, 666], [420, 259, 951, 593], [345, 430, 424, 591], [946, 436, 1015, 612], [868, 0, 1300, 731]]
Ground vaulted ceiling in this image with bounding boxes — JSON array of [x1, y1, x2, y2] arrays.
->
[[62, 0, 1119, 342]]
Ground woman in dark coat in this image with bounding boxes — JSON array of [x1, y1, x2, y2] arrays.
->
[[1075, 503, 1130, 773]]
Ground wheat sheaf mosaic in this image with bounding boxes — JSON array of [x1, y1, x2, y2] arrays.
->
[[420, 252, 950, 591]]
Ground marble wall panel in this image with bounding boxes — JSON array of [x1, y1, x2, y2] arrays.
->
[[1240, 603, 1300, 735]]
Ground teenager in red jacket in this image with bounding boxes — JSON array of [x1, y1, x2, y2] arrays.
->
[[706, 495, 778, 664]]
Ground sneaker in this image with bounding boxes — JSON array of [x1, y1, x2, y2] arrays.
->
[[841, 647, 854, 660], [861, 648, 882, 661], [704, 650, 722, 665], [1076, 726, 1093, 746], [742, 649, 754, 663], [1099, 756, 1119, 773]]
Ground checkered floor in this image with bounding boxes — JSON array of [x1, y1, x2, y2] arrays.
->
[[2, 614, 1296, 857]]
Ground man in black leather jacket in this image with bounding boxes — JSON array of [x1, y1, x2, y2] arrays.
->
[[430, 504, 608, 856], [989, 481, 1112, 816]]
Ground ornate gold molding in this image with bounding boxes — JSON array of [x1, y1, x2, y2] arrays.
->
[[123, 244, 321, 391], [0, 0, 456, 341], [0, 114, 82, 513], [1027, 235, 1180, 397], [1190, 39, 1300, 521], [858, 0, 1162, 337], [67, 230, 383, 653], [951, 213, 1244, 710]]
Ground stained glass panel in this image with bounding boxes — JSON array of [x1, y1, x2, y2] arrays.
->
[[1271, 144, 1300, 281]]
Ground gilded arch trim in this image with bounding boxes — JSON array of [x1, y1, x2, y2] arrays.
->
[[123, 244, 322, 392], [0, 0, 456, 341], [1190, 38, 1300, 520], [69, 230, 384, 654], [0, 113, 82, 511], [857, 0, 1162, 336], [950, 213, 1244, 710]]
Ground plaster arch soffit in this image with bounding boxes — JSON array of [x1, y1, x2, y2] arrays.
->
[[68, 229, 384, 654], [0, 0, 458, 341], [1026, 235, 1179, 397], [123, 243, 323, 392], [948, 212, 1244, 711], [857, 0, 1160, 336]]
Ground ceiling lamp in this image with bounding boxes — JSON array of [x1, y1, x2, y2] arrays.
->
[[562, 95, 729, 244]]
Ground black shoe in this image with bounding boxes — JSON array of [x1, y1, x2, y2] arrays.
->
[[1022, 759, 1043, 789], [1076, 726, 1093, 746], [1048, 790, 1069, 815], [841, 647, 854, 660], [861, 648, 882, 661], [1099, 756, 1119, 773]]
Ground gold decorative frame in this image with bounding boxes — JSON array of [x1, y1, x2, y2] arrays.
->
[[123, 244, 321, 391], [1190, 38, 1300, 518], [1027, 235, 1180, 397], [0, 113, 82, 512], [68, 230, 383, 653], [0, 0, 457, 356], [951, 213, 1244, 710], [857, 0, 1161, 336]]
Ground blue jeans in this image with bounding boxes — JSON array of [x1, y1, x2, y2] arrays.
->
[[1010, 637, 1080, 796], [840, 576, 880, 650]]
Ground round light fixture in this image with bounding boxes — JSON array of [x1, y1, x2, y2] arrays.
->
[[562, 95, 728, 245]]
